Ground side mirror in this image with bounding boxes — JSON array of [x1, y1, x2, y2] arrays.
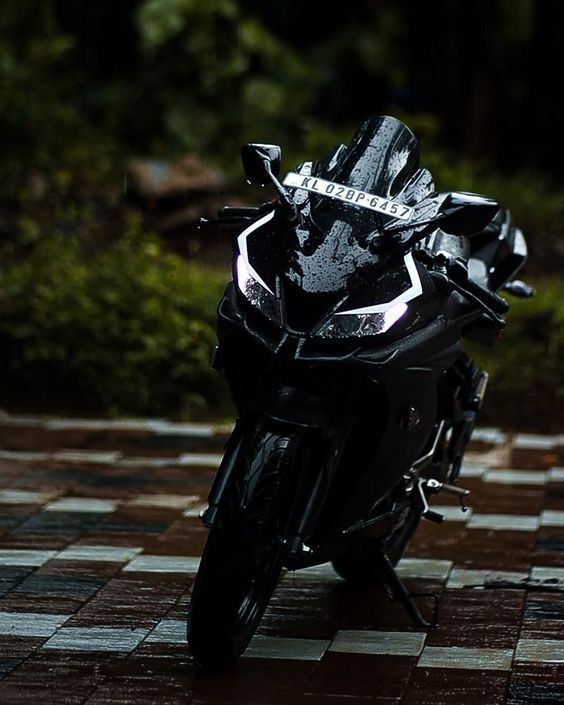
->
[[440, 192, 500, 236], [241, 143, 282, 185]]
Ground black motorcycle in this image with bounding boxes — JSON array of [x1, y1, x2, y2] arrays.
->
[[188, 116, 533, 669]]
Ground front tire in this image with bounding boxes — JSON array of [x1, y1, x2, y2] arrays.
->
[[188, 422, 298, 670]]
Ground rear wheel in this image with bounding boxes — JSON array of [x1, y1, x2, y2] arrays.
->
[[188, 423, 298, 670]]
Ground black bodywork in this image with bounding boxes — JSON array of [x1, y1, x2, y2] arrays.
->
[[190, 116, 530, 667], [206, 116, 525, 554]]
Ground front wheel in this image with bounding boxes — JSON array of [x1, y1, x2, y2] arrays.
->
[[188, 422, 299, 670]]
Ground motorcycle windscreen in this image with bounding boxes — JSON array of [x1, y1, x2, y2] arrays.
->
[[282, 116, 421, 294]]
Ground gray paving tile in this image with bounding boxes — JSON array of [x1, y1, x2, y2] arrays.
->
[[513, 434, 556, 450], [0, 450, 50, 462], [145, 619, 186, 645], [0, 489, 57, 505], [115, 457, 177, 468], [181, 503, 207, 518], [42, 626, 149, 652], [0, 549, 58, 567], [50, 451, 121, 464], [122, 555, 200, 573], [417, 645, 514, 670], [459, 462, 489, 478], [44, 498, 118, 513], [285, 563, 339, 581], [484, 470, 547, 486], [541, 510, 564, 527], [447, 568, 529, 589], [127, 494, 199, 509], [397, 558, 453, 580], [515, 639, 564, 663], [57, 544, 143, 562], [548, 467, 564, 482], [471, 428, 507, 445], [330, 630, 425, 656], [467, 513, 539, 531], [176, 453, 224, 468], [244, 635, 330, 661], [0, 611, 70, 637], [149, 421, 216, 437], [531, 566, 564, 581]]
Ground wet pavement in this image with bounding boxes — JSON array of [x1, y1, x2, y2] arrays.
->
[[0, 416, 562, 703]]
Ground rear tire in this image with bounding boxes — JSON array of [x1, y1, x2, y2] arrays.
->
[[188, 423, 297, 670]]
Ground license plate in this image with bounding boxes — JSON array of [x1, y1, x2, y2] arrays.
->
[[283, 172, 413, 221]]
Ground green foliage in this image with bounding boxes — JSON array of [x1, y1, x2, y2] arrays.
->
[[0, 1, 121, 196], [135, 0, 316, 159], [467, 278, 564, 431], [0, 230, 229, 416]]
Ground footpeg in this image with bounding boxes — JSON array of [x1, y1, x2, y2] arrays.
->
[[426, 478, 471, 512]]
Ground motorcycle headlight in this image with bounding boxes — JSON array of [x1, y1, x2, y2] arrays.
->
[[315, 302, 408, 338], [235, 255, 281, 323]]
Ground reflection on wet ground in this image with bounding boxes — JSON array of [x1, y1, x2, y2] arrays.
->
[[0, 417, 562, 703]]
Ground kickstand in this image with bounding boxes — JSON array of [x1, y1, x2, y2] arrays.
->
[[375, 548, 432, 628]]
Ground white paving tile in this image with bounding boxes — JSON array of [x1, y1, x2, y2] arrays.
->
[[0, 450, 50, 462], [127, 494, 200, 509], [0, 549, 58, 567], [459, 463, 488, 478], [467, 513, 539, 531], [397, 558, 453, 581], [330, 630, 425, 656], [531, 566, 564, 582], [244, 636, 330, 661], [0, 489, 56, 504], [484, 470, 547, 486], [149, 421, 215, 438], [285, 563, 339, 581], [515, 639, 564, 663], [429, 505, 473, 522], [116, 457, 176, 468], [122, 554, 200, 573], [0, 612, 70, 638], [471, 428, 507, 445], [548, 467, 564, 482], [43, 626, 150, 652], [513, 434, 556, 451], [182, 503, 208, 518], [45, 418, 159, 431], [417, 646, 513, 670], [540, 510, 564, 527], [447, 568, 529, 589], [145, 619, 186, 645], [57, 545, 143, 563], [44, 498, 118, 513], [51, 450, 121, 464], [176, 453, 224, 468]]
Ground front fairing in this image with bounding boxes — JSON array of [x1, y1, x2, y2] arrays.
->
[[235, 116, 443, 339]]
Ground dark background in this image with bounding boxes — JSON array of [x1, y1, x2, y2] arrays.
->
[[0, 0, 563, 428]]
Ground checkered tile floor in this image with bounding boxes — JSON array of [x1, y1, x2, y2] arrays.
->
[[0, 416, 563, 703]]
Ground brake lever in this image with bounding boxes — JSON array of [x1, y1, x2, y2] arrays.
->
[[430, 269, 506, 328], [416, 250, 507, 328]]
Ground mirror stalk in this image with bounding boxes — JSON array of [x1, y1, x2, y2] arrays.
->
[[262, 160, 301, 226]]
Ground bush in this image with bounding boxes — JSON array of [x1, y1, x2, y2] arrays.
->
[[466, 277, 564, 432], [0, 231, 229, 417]]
